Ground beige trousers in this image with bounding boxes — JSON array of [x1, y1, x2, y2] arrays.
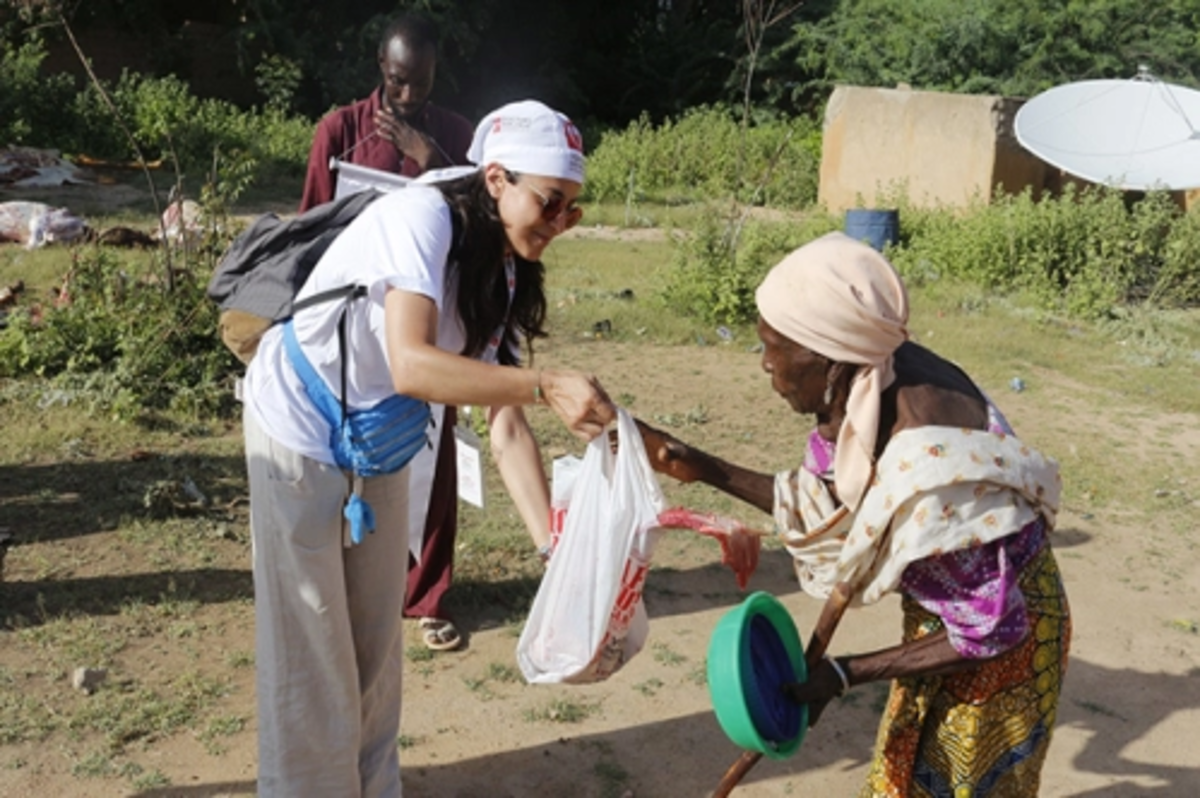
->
[[244, 408, 410, 798]]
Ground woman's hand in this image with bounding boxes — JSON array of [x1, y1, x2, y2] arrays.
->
[[540, 369, 615, 441], [634, 418, 709, 483], [782, 656, 848, 728]]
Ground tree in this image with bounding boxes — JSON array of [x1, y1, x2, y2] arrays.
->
[[785, 0, 1200, 100]]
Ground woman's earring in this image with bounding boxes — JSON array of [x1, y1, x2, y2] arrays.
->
[[823, 383, 833, 405]]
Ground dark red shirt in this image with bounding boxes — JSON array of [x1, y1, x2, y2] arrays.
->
[[298, 89, 473, 213]]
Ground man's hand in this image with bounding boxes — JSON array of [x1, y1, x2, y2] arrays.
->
[[373, 108, 438, 170]]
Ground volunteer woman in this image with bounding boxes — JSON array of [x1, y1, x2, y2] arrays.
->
[[241, 100, 613, 797]]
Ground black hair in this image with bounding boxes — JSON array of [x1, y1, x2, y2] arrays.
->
[[437, 172, 548, 366], [378, 13, 439, 59]]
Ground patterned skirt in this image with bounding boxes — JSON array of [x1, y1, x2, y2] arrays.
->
[[859, 545, 1071, 798]]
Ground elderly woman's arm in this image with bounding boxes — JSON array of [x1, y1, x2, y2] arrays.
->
[[635, 418, 774, 514], [786, 525, 1039, 727], [784, 629, 1003, 727]]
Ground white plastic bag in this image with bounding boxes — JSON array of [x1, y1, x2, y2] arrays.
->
[[548, 454, 582, 548], [517, 409, 665, 684]]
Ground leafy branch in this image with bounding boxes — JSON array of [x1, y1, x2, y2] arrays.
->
[[53, 7, 177, 290]]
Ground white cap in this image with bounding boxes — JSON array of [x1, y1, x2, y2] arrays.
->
[[467, 100, 585, 184]]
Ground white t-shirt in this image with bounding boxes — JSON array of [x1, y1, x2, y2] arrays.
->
[[244, 185, 469, 465]]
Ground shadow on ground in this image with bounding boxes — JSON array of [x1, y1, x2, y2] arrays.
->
[[1, 567, 252, 630], [1, 453, 249, 546], [127, 652, 1200, 798]]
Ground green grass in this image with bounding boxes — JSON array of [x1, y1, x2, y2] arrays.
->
[[522, 698, 601, 724], [577, 198, 721, 231], [406, 645, 435, 663], [461, 662, 524, 702], [544, 234, 728, 346], [198, 713, 248, 755], [485, 662, 522, 683], [632, 677, 664, 696], [1167, 618, 1199, 635], [71, 750, 115, 778], [0, 244, 71, 299], [0, 667, 59, 744], [129, 767, 171, 790], [67, 670, 233, 752], [651, 641, 687, 667]]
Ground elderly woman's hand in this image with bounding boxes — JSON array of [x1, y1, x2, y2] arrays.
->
[[633, 418, 711, 483], [540, 369, 615, 441], [782, 656, 850, 728]]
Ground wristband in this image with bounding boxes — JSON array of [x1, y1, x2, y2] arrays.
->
[[825, 655, 851, 696], [537, 543, 552, 563], [532, 369, 545, 405]]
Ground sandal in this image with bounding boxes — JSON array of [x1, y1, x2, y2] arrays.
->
[[419, 617, 462, 652]]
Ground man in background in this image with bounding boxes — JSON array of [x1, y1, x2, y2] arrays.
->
[[299, 13, 473, 652], [298, 13, 473, 211]]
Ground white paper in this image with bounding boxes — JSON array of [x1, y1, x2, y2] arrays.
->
[[406, 403, 444, 562], [331, 159, 412, 199], [455, 426, 485, 508]]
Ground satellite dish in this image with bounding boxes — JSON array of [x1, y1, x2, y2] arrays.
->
[[1014, 69, 1200, 191]]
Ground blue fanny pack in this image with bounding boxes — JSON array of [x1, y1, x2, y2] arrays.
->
[[281, 288, 431, 543]]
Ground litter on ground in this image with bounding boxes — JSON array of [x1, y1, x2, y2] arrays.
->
[[0, 146, 92, 188]]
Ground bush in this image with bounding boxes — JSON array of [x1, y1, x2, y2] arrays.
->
[[0, 155, 257, 420], [0, 250, 239, 419], [887, 187, 1200, 318], [66, 70, 312, 176], [661, 184, 1200, 328], [586, 105, 821, 210], [1, 35, 311, 177], [660, 204, 839, 325], [0, 35, 79, 146], [1148, 206, 1200, 308]]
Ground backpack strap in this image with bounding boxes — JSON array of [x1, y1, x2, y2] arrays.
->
[[291, 283, 366, 314], [281, 318, 344, 427], [287, 283, 368, 430]]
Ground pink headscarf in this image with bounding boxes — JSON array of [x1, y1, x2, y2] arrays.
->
[[755, 232, 909, 511]]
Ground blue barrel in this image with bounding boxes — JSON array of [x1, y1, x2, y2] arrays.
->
[[844, 209, 900, 252]]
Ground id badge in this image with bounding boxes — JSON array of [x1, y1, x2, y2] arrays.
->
[[455, 425, 485, 508]]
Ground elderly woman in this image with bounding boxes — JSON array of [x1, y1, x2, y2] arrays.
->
[[639, 232, 1070, 796]]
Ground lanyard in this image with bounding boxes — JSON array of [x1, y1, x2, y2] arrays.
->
[[480, 253, 516, 364]]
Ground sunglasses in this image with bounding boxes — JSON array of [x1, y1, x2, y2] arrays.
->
[[504, 170, 583, 229]]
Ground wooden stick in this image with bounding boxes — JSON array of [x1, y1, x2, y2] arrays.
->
[[710, 581, 854, 798], [712, 750, 764, 798], [804, 581, 854, 671]]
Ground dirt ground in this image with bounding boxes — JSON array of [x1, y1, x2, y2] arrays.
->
[[3, 330, 1199, 798]]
